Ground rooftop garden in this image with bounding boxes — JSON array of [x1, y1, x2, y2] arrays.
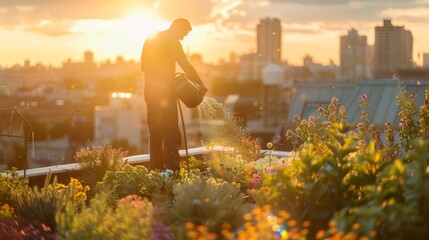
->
[[1, 89, 429, 239]]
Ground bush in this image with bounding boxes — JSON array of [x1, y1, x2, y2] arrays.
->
[[0, 168, 28, 206], [75, 142, 127, 187], [331, 138, 429, 240], [97, 165, 177, 202], [14, 173, 89, 231], [69, 193, 153, 240], [169, 178, 250, 236], [0, 204, 14, 222]]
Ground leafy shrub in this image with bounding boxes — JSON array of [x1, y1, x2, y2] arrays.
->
[[14, 173, 89, 231], [253, 123, 385, 234], [0, 204, 14, 222], [97, 164, 177, 202], [331, 138, 429, 239], [206, 154, 248, 190], [169, 178, 250, 236], [69, 194, 153, 240], [75, 142, 127, 187], [0, 168, 28, 206]]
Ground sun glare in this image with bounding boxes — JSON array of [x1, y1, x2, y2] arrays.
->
[[70, 8, 169, 40], [122, 8, 169, 39]]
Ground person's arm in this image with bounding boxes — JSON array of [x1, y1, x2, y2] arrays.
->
[[177, 57, 208, 94]]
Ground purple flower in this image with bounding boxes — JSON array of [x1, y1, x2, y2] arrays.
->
[[152, 221, 175, 240], [266, 167, 276, 175]]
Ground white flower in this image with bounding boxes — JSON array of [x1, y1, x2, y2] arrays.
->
[[192, 199, 202, 205]]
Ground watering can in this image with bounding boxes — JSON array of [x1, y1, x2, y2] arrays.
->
[[173, 72, 205, 108]]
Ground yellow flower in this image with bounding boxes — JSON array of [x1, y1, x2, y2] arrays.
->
[[252, 207, 262, 215], [262, 204, 271, 212], [243, 213, 252, 221], [302, 221, 311, 228], [279, 210, 290, 219], [185, 222, 195, 229], [74, 192, 87, 202], [187, 230, 198, 239], [287, 220, 297, 227], [315, 230, 325, 239], [222, 223, 232, 230], [197, 225, 208, 233]]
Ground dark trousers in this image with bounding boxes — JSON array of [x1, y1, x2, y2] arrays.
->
[[144, 85, 181, 171]]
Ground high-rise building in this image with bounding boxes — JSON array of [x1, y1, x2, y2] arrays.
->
[[84, 50, 94, 65], [340, 29, 368, 81], [374, 19, 413, 78], [423, 53, 429, 68], [257, 18, 282, 65]]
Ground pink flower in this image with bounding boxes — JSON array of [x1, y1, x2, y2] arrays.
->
[[399, 121, 407, 130], [317, 105, 325, 114], [252, 174, 261, 185], [410, 92, 417, 100], [356, 122, 363, 129], [384, 121, 392, 128], [359, 94, 368, 103]]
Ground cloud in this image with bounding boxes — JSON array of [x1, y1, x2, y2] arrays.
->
[[0, 0, 156, 26], [267, 0, 418, 5], [0, 0, 217, 35], [379, 7, 429, 22], [156, 0, 214, 24], [21, 20, 74, 36]]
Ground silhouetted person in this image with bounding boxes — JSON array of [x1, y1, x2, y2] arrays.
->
[[141, 18, 207, 172]]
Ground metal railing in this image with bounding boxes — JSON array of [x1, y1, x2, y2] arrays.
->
[[0, 107, 34, 177], [14, 146, 290, 179]]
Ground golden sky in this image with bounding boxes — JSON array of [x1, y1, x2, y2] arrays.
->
[[1, 0, 429, 67]]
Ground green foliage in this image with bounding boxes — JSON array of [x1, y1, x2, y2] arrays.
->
[[97, 165, 177, 202], [111, 138, 139, 156], [169, 178, 250, 236], [253, 123, 384, 232], [333, 138, 429, 239], [397, 91, 420, 151], [69, 193, 153, 240], [206, 154, 248, 190], [75, 142, 127, 186], [14, 173, 89, 231], [0, 204, 14, 222], [0, 168, 28, 206]]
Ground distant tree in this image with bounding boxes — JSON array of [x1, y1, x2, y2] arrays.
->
[[50, 119, 69, 139], [211, 77, 262, 97], [111, 139, 139, 156]]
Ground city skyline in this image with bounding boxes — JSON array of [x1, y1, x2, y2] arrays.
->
[[1, 0, 429, 67]]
